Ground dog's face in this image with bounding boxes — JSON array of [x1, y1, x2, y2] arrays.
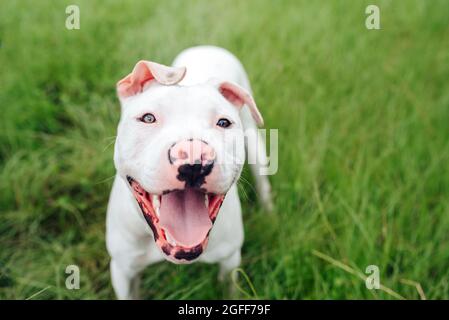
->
[[114, 61, 262, 263]]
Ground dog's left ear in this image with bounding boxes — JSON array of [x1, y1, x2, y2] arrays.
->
[[215, 81, 264, 126], [117, 60, 186, 98]]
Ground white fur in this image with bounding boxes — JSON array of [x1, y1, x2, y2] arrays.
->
[[106, 46, 272, 299]]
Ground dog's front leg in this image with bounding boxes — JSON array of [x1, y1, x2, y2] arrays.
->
[[218, 250, 241, 281], [217, 250, 241, 298], [110, 259, 142, 300]]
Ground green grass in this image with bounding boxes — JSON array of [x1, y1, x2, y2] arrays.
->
[[1, 0, 449, 299]]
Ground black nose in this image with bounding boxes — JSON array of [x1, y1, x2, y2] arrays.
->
[[177, 162, 214, 188]]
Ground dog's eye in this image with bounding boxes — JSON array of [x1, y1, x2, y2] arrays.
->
[[216, 118, 232, 128], [141, 113, 156, 124]]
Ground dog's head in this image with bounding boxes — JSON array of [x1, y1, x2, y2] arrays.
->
[[114, 60, 263, 263]]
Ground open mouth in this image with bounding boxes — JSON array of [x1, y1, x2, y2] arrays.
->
[[126, 176, 225, 262]]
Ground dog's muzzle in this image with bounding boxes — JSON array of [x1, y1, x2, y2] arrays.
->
[[169, 139, 216, 188]]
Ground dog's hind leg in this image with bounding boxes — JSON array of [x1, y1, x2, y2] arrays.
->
[[241, 107, 274, 212], [248, 130, 274, 212]]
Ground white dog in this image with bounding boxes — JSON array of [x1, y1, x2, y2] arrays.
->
[[106, 46, 272, 299]]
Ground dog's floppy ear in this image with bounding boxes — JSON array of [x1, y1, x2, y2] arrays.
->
[[117, 60, 186, 98], [215, 80, 264, 126]]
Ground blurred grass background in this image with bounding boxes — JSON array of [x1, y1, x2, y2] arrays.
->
[[1, 0, 449, 299]]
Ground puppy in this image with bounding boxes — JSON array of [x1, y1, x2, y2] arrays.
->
[[106, 46, 272, 299]]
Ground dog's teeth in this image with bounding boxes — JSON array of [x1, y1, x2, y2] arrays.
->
[[152, 195, 160, 209], [155, 207, 160, 217], [166, 233, 176, 246], [204, 194, 209, 208]]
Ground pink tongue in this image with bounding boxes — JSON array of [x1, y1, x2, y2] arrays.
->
[[159, 189, 212, 247]]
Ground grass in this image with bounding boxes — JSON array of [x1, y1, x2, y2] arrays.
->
[[1, 0, 449, 299]]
